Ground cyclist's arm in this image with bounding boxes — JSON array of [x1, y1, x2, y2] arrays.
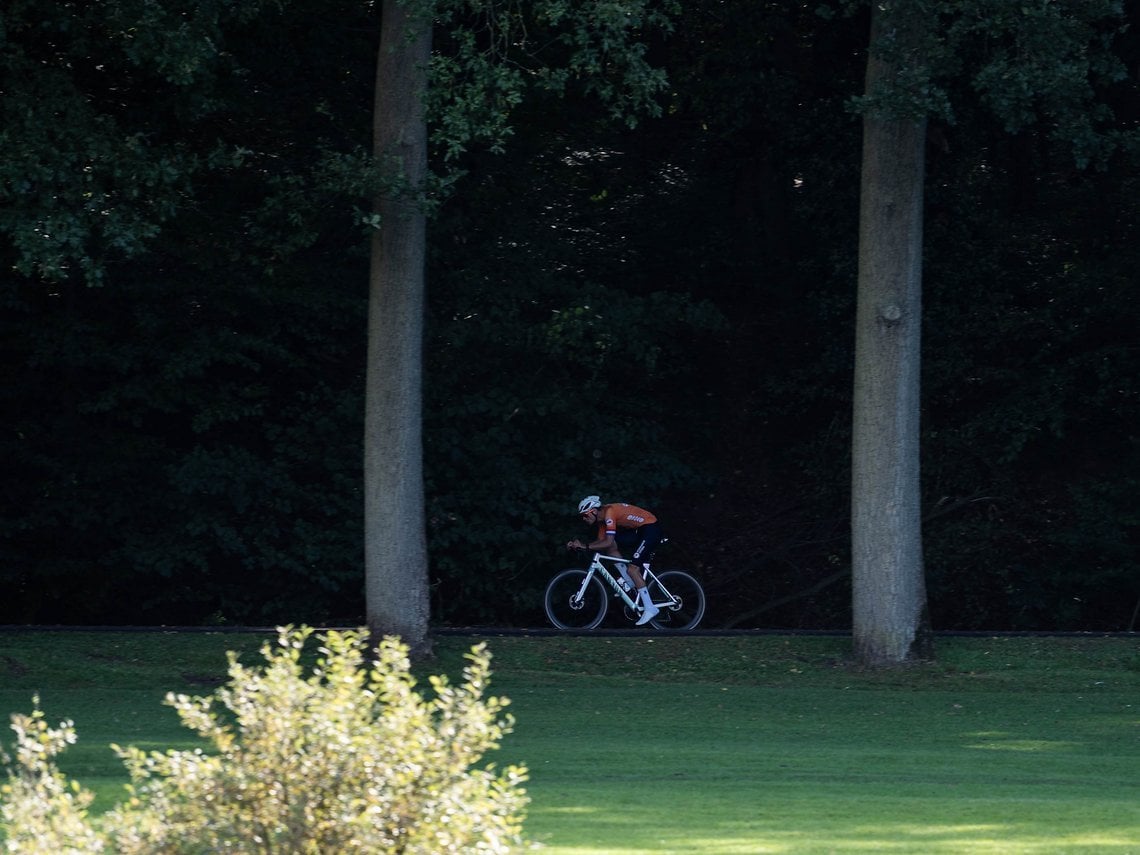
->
[[566, 532, 617, 552], [587, 532, 616, 552]]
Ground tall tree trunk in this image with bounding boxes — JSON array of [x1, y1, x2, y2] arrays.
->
[[851, 3, 933, 666], [364, 0, 433, 658]]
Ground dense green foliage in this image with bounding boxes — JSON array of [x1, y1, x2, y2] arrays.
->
[[1, 1, 1137, 630], [1, 628, 527, 852]]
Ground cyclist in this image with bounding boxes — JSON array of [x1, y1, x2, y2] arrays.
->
[[567, 495, 664, 625]]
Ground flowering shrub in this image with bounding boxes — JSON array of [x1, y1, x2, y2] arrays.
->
[[1, 628, 528, 853], [0, 703, 104, 854]]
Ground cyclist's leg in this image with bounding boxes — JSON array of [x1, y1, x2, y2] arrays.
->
[[625, 525, 664, 624], [613, 529, 642, 584], [629, 523, 664, 584], [592, 538, 632, 591]]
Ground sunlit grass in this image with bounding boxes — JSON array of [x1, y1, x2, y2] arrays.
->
[[1, 631, 1137, 852], [468, 633, 1139, 854]]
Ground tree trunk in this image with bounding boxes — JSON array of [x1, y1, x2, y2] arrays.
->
[[364, 0, 433, 658], [851, 3, 933, 666]]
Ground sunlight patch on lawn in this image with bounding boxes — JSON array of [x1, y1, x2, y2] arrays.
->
[[526, 819, 1140, 854], [522, 835, 1108, 855], [962, 734, 1076, 752], [525, 841, 792, 854]]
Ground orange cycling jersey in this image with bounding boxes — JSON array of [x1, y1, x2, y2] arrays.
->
[[597, 503, 657, 538]]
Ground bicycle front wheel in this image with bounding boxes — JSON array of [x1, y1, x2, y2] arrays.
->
[[544, 569, 609, 630], [648, 570, 706, 631]]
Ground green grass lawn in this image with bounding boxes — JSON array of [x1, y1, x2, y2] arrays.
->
[[2, 630, 1137, 853]]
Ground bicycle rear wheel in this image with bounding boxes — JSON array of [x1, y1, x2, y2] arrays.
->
[[544, 569, 609, 630], [648, 570, 706, 631]]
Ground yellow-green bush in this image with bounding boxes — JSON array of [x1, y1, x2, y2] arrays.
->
[[1, 628, 528, 853]]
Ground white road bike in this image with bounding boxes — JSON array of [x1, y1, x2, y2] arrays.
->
[[543, 548, 706, 631]]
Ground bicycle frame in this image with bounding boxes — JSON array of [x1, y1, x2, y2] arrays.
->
[[574, 552, 668, 614]]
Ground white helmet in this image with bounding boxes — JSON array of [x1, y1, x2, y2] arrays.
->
[[577, 495, 602, 514]]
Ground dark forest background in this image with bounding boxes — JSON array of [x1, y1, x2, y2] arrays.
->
[[3, 1, 1137, 631]]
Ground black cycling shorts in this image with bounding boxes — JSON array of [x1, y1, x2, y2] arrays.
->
[[615, 521, 664, 567]]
